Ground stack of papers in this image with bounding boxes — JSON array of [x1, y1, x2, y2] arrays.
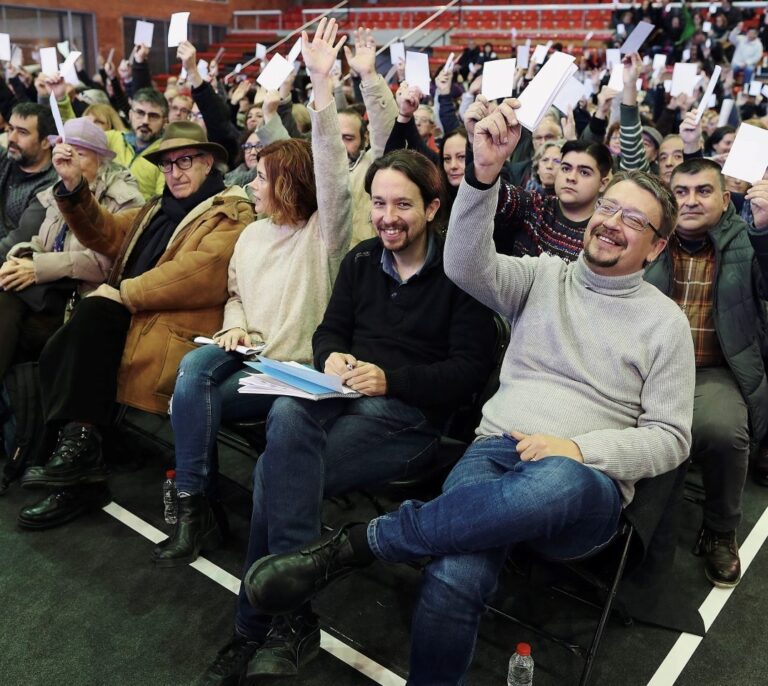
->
[[516, 51, 576, 131], [239, 357, 362, 401], [194, 336, 264, 356]]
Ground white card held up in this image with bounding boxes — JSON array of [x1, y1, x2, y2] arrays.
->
[[256, 53, 293, 91], [405, 50, 431, 94], [762, 85, 768, 99], [553, 75, 587, 113], [57, 41, 70, 58], [389, 41, 405, 67], [40, 47, 59, 76], [607, 63, 624, 92], [11, 45, 22, 67], [670, 63, 699, 97], [605, 49, 621, 69], [721, 124, 768, 184], [168, 12, 190, 48], [287, 37, 302, 64], [516, 51, 577, 131], [59, 51, 82, 84], [49, 93, 66, 142], [443, 52, 455, 74], [702, 20, 712, 33], [619, 21, 655, 55], [0, 33, 10, 61], [134, 20, 155, 48], [694, 65, 721, 124], [682, 48, 691, 62], [106, 47, 115, 65], [197, 59, 209, 79], [481, 58, 516, 100], [663, 80, 672, 93], [532, 44, 548, 65], [652, 53, 667, 74], [256, 43, 267, 60], [748, 81, 762, 97], [616, 23, 626, 36], [516, 45, 530, 69]]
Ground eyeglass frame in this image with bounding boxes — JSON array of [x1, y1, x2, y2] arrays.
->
[[156, 152, 208, 174], [594, 197, 662, 239], [131, 106, 165, 123], [241, 142, 263, 152]]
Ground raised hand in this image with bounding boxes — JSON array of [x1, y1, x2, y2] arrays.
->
[[596, 85, 618, 119], [302, 17, 347, 80], [395, 81, 422, 119], [177, 41, 202, 88], [679, 109, 702, 153], [463, 95, 493, 144], [473, 98, 522, 184], [134, 43, 150, 64], [52, 143, 84, 192], [435, 69, 453, 96], [746, 180, 768, 232], [262, 89, 280, 121], [343, 27, 376, 83]]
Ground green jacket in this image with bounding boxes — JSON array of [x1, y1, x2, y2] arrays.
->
[[58, 96, 164, 200], [644, 205, 768, 440]]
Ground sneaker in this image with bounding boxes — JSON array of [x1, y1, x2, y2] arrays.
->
[[244, 611, 321, 681], [197, 634, 261, 686], [694, 526, 741, 588]]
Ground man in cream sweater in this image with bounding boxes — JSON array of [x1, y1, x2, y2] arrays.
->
[[241, 99, 697, 684]]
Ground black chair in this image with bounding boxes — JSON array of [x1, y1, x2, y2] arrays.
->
[[486, 460, 691, 686]]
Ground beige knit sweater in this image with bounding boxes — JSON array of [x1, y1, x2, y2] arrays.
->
[[218, 100, 352, 363]]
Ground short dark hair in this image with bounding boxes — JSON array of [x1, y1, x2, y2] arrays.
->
[[560, 139, 613, 177], [364, 149, 446, 234], [707, 125, 735, 150], [132, 88, 169, 116], [11, 102, 56, 140], [670, 157, 725, 191], [604, 170, 678, 239]]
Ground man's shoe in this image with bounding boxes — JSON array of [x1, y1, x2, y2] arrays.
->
[[753, 447, 768, 487], [244, 611, 320, 681], [694, 526, 741, 588], [152, 493, 224, 567], [21, 423, 107, 490], [17, 485, 111, 530], [244, 524, 368, 615], [197, 634, 261, 686]]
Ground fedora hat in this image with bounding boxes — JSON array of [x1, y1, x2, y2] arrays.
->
[[143, 121, 228, 166]]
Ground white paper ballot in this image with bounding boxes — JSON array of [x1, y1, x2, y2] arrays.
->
[[708, 94, 717, 108], [532, 44, 548, 65], [717, 98, 734, 127], [652, 53, 667, 74], [516, 51, 577, 131], [619, 21, 654, 55], [702, 21, 712, 33], [749, 81, 762, 97], [585, 31, 594, 42], [390, 41, 405, 67], [197, 59, 209, 79], [256, 43, 267, 60], [553, 75, 587, 113], [443, 52, 455, 74], [682, 48, 691, 62], [106, 48, 115, 65], [663, 80, 672, 93], [763, 85, 768, 99], [694, 66, 721, 124], [59, 51, 82, 84], [606, 49, 621, 69], [616, 23, 626, 36], [40, 47, 59, 76], [516, 45, 530, 70], [671, 63, 699, 97], [607, 63, 624, 92], [134, 20, 154, 48], [234, 63, 242, 74], [49, 93, 66, 142], [708, 3, 719, 14], [11, 45, 22, 67], [57, 41, 70, 58], [168, 12, 190, 48], [405, 51, 431, 95], [481, 59, 516, 100], [0, 34, 10, 61], [287, 37, 302, 64], [721, 124, 768, 183], [256, 53, 293, 91]]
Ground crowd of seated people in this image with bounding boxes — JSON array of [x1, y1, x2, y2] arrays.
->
[[0, 4, 767, 683]]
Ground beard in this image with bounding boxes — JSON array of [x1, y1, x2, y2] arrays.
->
[[583, 228, 626, 269], [7, 144, 34, 167]]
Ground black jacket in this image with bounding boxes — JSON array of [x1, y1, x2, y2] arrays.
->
[[312, 236, 497, 426]]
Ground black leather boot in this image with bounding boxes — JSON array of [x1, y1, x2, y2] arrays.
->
[[21, 423, 107, 490], [152, 494, 223, 567]]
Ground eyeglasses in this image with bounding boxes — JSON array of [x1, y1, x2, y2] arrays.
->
[[594, 198, 662, 238], [157, 152, 206, 173], [241, 142, 262, 152], [131, 107, 164, 122]]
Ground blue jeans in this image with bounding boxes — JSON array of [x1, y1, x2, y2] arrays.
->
[[170, 344, 276, 495], [368, 436, 622, 685], [235, 394, 440, 639]]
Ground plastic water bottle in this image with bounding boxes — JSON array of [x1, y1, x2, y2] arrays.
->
[[163, 469, 178, 525], [507, 643, 534, 686]]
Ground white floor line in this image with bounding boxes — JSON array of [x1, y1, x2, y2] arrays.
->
[[102, 501, 405, 686], [646, 503, 768, 686]]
